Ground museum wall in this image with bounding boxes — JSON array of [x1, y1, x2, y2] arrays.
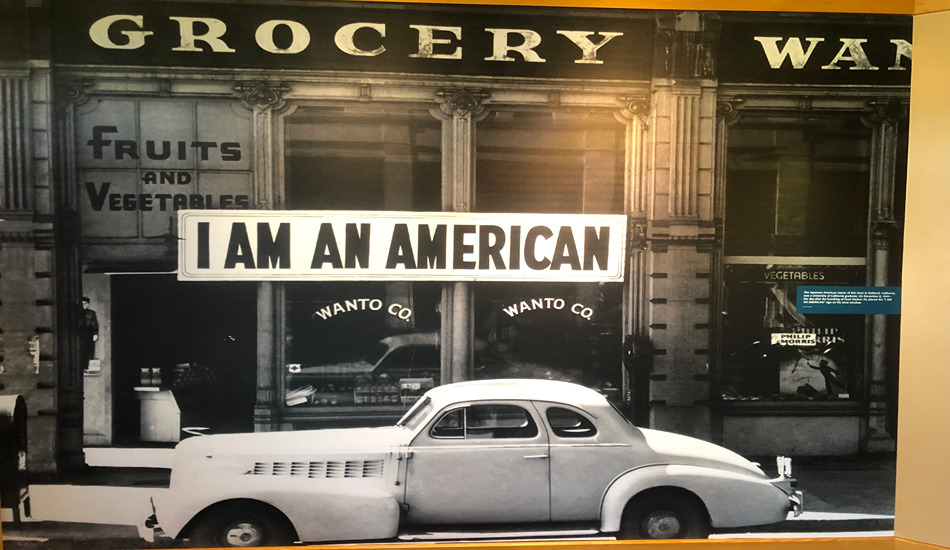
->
[[895, 5, 950, 549]]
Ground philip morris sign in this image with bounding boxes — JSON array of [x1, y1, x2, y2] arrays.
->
[[178, 211, 627, 282]]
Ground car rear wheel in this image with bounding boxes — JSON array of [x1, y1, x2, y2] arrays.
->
[[190, 501, 297, 548], [619, 489, 710, 540]]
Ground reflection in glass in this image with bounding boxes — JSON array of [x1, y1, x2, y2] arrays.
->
[[475, 109, 624, 214], [283, 282, 441, 409], [473, 282, 623, 401]]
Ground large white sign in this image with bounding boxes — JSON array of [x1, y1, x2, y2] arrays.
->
[[178, 210, 627, 282]]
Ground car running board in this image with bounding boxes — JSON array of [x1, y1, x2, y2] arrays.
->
[[398, 527, 604, 541]]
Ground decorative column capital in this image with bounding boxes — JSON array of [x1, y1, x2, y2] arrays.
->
[[234, 81, 291, 111], [716, 97, 743, 123], [54, 79, 93, 107], [619, 95, 651, 125], [865, 97, 908, 126], [627, 220, 649, 251], [435, 88, 490, 118], [872, 220, 901, 248]]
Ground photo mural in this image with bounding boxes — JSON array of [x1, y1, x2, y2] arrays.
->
[[0, 0, 909, 546]]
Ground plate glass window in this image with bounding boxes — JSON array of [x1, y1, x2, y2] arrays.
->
[[721, 115, 873, 402]]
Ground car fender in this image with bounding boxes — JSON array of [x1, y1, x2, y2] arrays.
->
[[156, 475, 401, 543], [599, 464, 791, 532]]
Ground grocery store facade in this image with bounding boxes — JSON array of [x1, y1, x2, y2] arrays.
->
[[0, 0, 909, 472]]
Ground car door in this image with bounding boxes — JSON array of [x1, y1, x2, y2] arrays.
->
[[542, 404, 636, 522], [404, 402, 550, 525]]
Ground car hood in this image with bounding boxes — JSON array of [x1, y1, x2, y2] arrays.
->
[[639, 428, 767, 478]]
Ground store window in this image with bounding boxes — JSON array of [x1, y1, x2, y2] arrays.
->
[[474, 282, 623, 399], [720, 265, 865, 401], [721, 115, 873, 402], [724, 116, 871, 257], [472, 108, 626, 399], [475, 109, 625, 214], [284, 106, 441, 211], [283, 281, 442, 409], [76, 98, 252, 239], [282, 106, 443, 414]]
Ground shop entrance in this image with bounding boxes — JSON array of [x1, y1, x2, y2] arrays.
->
[[111, 275, 257, 445]]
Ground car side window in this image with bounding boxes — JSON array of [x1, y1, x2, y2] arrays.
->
[[430, 404, 538, 439], [376, 346, 441, 382], [376, 347, 414, 377], [431, 408, 464, 438], [468, 405, 538, 439], [545, 407, 597, 438]]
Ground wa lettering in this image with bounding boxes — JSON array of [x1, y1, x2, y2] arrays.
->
[[754, 36, 912, 70]]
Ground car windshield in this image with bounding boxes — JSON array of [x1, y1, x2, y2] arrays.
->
[[396, 396, 433, 430], [363, 342, 390, 365]]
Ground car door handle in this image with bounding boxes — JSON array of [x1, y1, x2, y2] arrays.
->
[[523, 454, 549, 459]]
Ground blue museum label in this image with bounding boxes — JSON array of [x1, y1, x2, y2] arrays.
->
[[797, 286, 901, 314]]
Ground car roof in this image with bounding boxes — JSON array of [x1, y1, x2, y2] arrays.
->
[[379, 332, 439, 347], [377, 332, 488, 352], [425, 379, 609, 409]]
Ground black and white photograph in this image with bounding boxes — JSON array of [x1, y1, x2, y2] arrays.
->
[[0, 0, 910, 547]]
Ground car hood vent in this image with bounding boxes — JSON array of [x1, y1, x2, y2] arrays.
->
[[252, 459, 385, 479]]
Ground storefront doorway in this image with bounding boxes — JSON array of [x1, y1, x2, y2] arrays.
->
[[111, 275, 257, 444]]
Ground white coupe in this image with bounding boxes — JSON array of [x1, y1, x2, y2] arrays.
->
[[142, 379, 802, 547]]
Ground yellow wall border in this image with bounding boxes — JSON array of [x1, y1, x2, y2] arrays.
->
[[5, 2, 942, 550], [915, 0, 950, 13], [246, 538, 899, 550], [343, 0, 915, 14]]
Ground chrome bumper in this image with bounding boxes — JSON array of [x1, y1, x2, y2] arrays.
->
[[788, 489, 804, 517], [771, 456, 804, 517]]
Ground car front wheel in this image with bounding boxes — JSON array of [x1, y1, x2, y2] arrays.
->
[[190, 501, 297, 548], [619, 488, 710, 540]]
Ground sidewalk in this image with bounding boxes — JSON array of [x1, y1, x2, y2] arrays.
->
[[1, 451, 897, 546]]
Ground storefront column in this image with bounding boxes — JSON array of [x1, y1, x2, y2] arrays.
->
[[236, 81, 290, 210], [641, 13, 721, 440], [711, 97, 740, 444], [863, 98, 906, 452], [645, 78, 718, 441], [54, 79, 97, 468], [866, 226, 894, 451], [618, 98, 651, 424], [235, 82, 288, 430], [434, 89, 489, 383], [2, 62, 73, 472], [254, 282, 278, 431]]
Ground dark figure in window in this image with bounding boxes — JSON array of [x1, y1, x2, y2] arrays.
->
[[809, 359, 847, 396], [79, 296, 99, 364]]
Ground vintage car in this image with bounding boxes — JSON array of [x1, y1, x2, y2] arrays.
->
[[142, 379, 802, 547]]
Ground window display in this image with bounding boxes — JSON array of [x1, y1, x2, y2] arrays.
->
[[283, 282, 442, 409], [720, 265, 865, 401]]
